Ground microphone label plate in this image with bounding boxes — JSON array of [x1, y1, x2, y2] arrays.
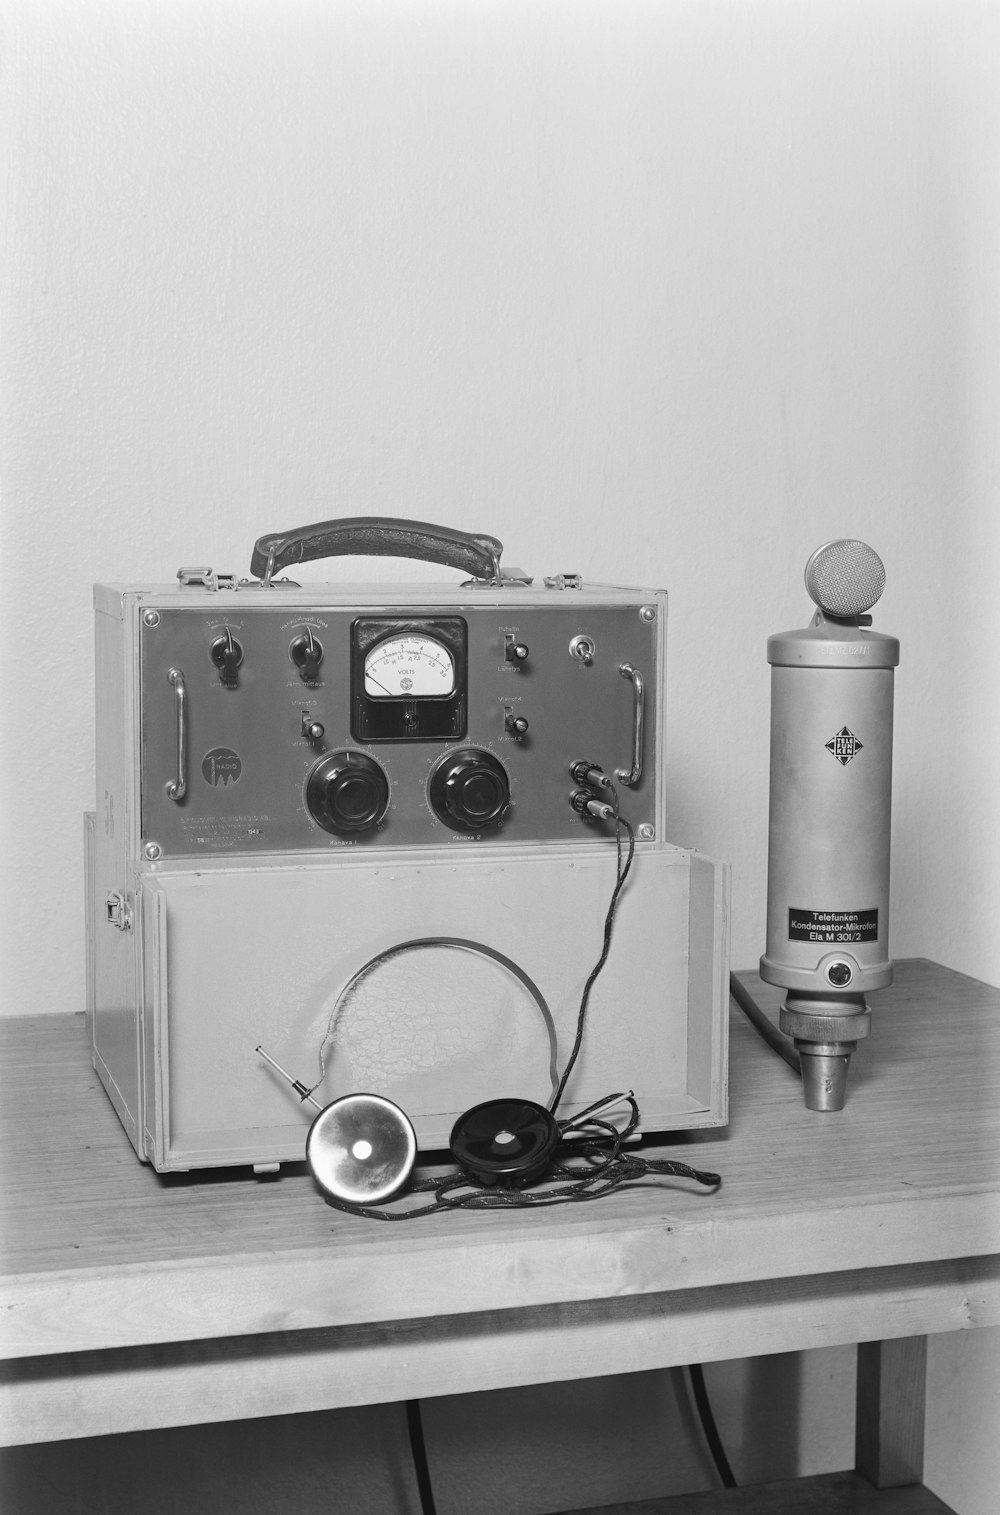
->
[[788, 908, 879, 944]]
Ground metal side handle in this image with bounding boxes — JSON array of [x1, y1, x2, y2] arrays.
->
[[165, 667, 187, 801], [616, 663, 644, 786]]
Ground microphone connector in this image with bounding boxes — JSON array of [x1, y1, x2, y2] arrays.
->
[[570, 788, 615, 822], [569, 760, 610, 790]]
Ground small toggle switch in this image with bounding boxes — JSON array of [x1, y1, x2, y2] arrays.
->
[[302, 712, 325, 742], [504, 706, 529, 737], [504, 634, 529, 664], [210, 629, 243, 688], [290, 628, 323, 683]]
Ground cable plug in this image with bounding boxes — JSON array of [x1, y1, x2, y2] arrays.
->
[[569, 759, 610, 790], [570, 788, 615, 822]]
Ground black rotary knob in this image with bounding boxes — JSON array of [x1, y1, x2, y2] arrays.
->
[[429, 748, 511, 832], [306, 751, 389, 835]]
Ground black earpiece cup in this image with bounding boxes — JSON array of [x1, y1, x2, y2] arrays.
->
[[449, 1098, 560, 1187]]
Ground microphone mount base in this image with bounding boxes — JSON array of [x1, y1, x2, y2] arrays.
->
[[779, 993, 872, 1112]]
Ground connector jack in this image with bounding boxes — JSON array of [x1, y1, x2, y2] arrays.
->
[[569, 760, 610, 789], [570, 788, 615, 822]]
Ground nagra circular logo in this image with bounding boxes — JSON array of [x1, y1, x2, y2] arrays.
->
[[826, 727, 863, 766], [202, 747, 243, 787]]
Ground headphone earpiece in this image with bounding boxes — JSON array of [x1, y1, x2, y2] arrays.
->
[[306, 1092, 417, 1206], [449, 1097, 560, 1187]]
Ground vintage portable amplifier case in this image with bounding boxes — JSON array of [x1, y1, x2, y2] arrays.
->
[[84, 518, 729, 1173]]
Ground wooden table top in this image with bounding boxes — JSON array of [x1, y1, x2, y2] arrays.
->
[[1, 959, 997, 1363]]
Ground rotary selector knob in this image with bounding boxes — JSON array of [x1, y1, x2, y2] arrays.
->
[[210, 629, 243, 688], [306, 750, 389, 835], [429, 748, 511, 832], [290, 628, 323, 683]]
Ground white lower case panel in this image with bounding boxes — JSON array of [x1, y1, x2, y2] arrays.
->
[[89, 838, 728, 1171]]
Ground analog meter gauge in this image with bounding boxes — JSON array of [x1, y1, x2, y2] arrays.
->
[[351, 617, 468, 741], [364, 633, 456, 698]]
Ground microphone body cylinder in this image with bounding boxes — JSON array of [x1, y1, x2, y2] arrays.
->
[[761, 649, 897, 998], [760, 615, 899, 1108]]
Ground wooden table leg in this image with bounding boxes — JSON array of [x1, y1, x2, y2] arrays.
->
[[856, 1336, 928, 1488]]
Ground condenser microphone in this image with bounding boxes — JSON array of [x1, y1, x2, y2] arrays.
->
[[759, 540, 899, 1110]]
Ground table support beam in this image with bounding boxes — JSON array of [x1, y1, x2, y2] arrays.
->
[[856, 1336, 928, 1488]]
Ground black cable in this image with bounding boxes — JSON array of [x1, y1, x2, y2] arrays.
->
[[729, 972, 801, 1074], [549, 789, 635, 1114], [319, 1144, 721, 1220], [405, 1399, 438, 1515], [688, 1363, 738, 1489]]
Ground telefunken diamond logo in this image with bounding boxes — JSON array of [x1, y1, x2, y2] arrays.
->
[[826, 727, 863, 766]]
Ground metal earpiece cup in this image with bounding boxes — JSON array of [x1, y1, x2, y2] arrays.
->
[[449, 1097, 560, 1187], [306, 1093, 417, 1206]]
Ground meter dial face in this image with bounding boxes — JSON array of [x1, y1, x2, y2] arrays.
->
[[351, 616, 467, 742], [363, 634, 456, 699]]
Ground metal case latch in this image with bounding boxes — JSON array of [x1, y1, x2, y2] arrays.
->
[[176, 568, 238, 592], [105, 891, 132, 932]]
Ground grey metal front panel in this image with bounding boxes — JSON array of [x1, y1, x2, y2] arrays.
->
[[138, 598, 661, 857]]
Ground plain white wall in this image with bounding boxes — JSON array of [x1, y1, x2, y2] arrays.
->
[[1, 0, 997, 1017], [1, 2, 998, 1511]]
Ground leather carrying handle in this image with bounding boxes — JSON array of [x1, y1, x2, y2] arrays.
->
[[250, 517, 504, 582]]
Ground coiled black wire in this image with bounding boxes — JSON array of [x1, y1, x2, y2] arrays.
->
[[318, 1097, 720, 1221]]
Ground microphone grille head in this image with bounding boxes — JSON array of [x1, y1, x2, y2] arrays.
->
[[804, 539, 886, 617]]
